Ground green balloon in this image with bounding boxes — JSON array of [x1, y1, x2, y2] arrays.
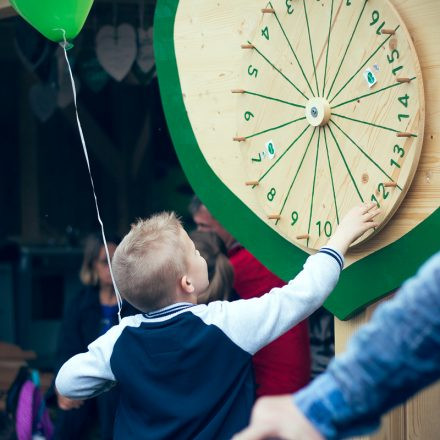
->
[[10, 0, 94, 42]]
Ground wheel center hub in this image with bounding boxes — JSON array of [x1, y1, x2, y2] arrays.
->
[[305, 98, 331, 127]]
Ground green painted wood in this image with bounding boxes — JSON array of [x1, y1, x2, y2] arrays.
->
[[154, 0, 440, 320], [324, 208, 440, 318]]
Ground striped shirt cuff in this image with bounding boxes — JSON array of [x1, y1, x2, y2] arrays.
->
[[319, 247, 344, 271]]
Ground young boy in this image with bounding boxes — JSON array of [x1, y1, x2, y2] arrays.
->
[[56, 203, 379, 440]]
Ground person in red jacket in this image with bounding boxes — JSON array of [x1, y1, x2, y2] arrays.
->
[[189, 197, 310, 396]]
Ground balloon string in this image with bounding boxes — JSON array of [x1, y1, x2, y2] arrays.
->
[[60, 38, 123, 322]]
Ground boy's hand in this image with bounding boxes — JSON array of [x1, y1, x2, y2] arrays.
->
[[56, 389, 84, 410], [326, 202, 380, 255]]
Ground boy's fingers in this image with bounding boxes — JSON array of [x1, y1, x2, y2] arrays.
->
[[361, 202, 377, 214], [362, 221, 379, 232], [364, 208, 381, 220]]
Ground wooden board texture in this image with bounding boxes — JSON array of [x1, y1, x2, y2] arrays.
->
[[155, 0, 439, 318]]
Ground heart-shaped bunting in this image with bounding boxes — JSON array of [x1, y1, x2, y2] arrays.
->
[[96, 24, 137, 82]]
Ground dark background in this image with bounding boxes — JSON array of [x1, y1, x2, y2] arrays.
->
[[0, 0, 194, 368]]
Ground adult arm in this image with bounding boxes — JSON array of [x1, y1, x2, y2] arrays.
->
[[293, 251, 440, 439]]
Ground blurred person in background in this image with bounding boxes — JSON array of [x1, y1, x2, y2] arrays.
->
[[190, 230, 238, 304]]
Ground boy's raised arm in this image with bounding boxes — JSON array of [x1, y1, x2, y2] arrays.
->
[[194, 203, 379, 355]]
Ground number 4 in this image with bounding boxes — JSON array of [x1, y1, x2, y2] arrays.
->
[[398, 94, 410, 108], [261, 26, 269, 41]]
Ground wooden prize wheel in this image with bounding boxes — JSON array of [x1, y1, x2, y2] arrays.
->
[[235, 1, 423, 251], [155, 0, 440, 437]]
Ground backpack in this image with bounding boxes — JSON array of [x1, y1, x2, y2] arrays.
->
[[6, 367, 53, 440]]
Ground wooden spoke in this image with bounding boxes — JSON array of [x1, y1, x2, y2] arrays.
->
[[326, 0, 369, 100], [332, 79, 415, 110], [332, 112, 415, 136], [327, 124, 364, 203], [322, 0, 335, 97], [258, 125, 310, 183], [242, 90, 305, 109], [330, 120, 402, 190], [307, 128, 322, 247], [329, 27, 399, 104], [243, 116, 306, 140], [303, 0, 320, 96], [269, 1, 315, 97], [276, 128, 317, 225], [296, 234, 310, 240], [323, 127, 340, 224], [251, 42, 309, 100]]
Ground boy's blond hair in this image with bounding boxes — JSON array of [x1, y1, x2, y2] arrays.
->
[[112, 212, 187, 312]]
